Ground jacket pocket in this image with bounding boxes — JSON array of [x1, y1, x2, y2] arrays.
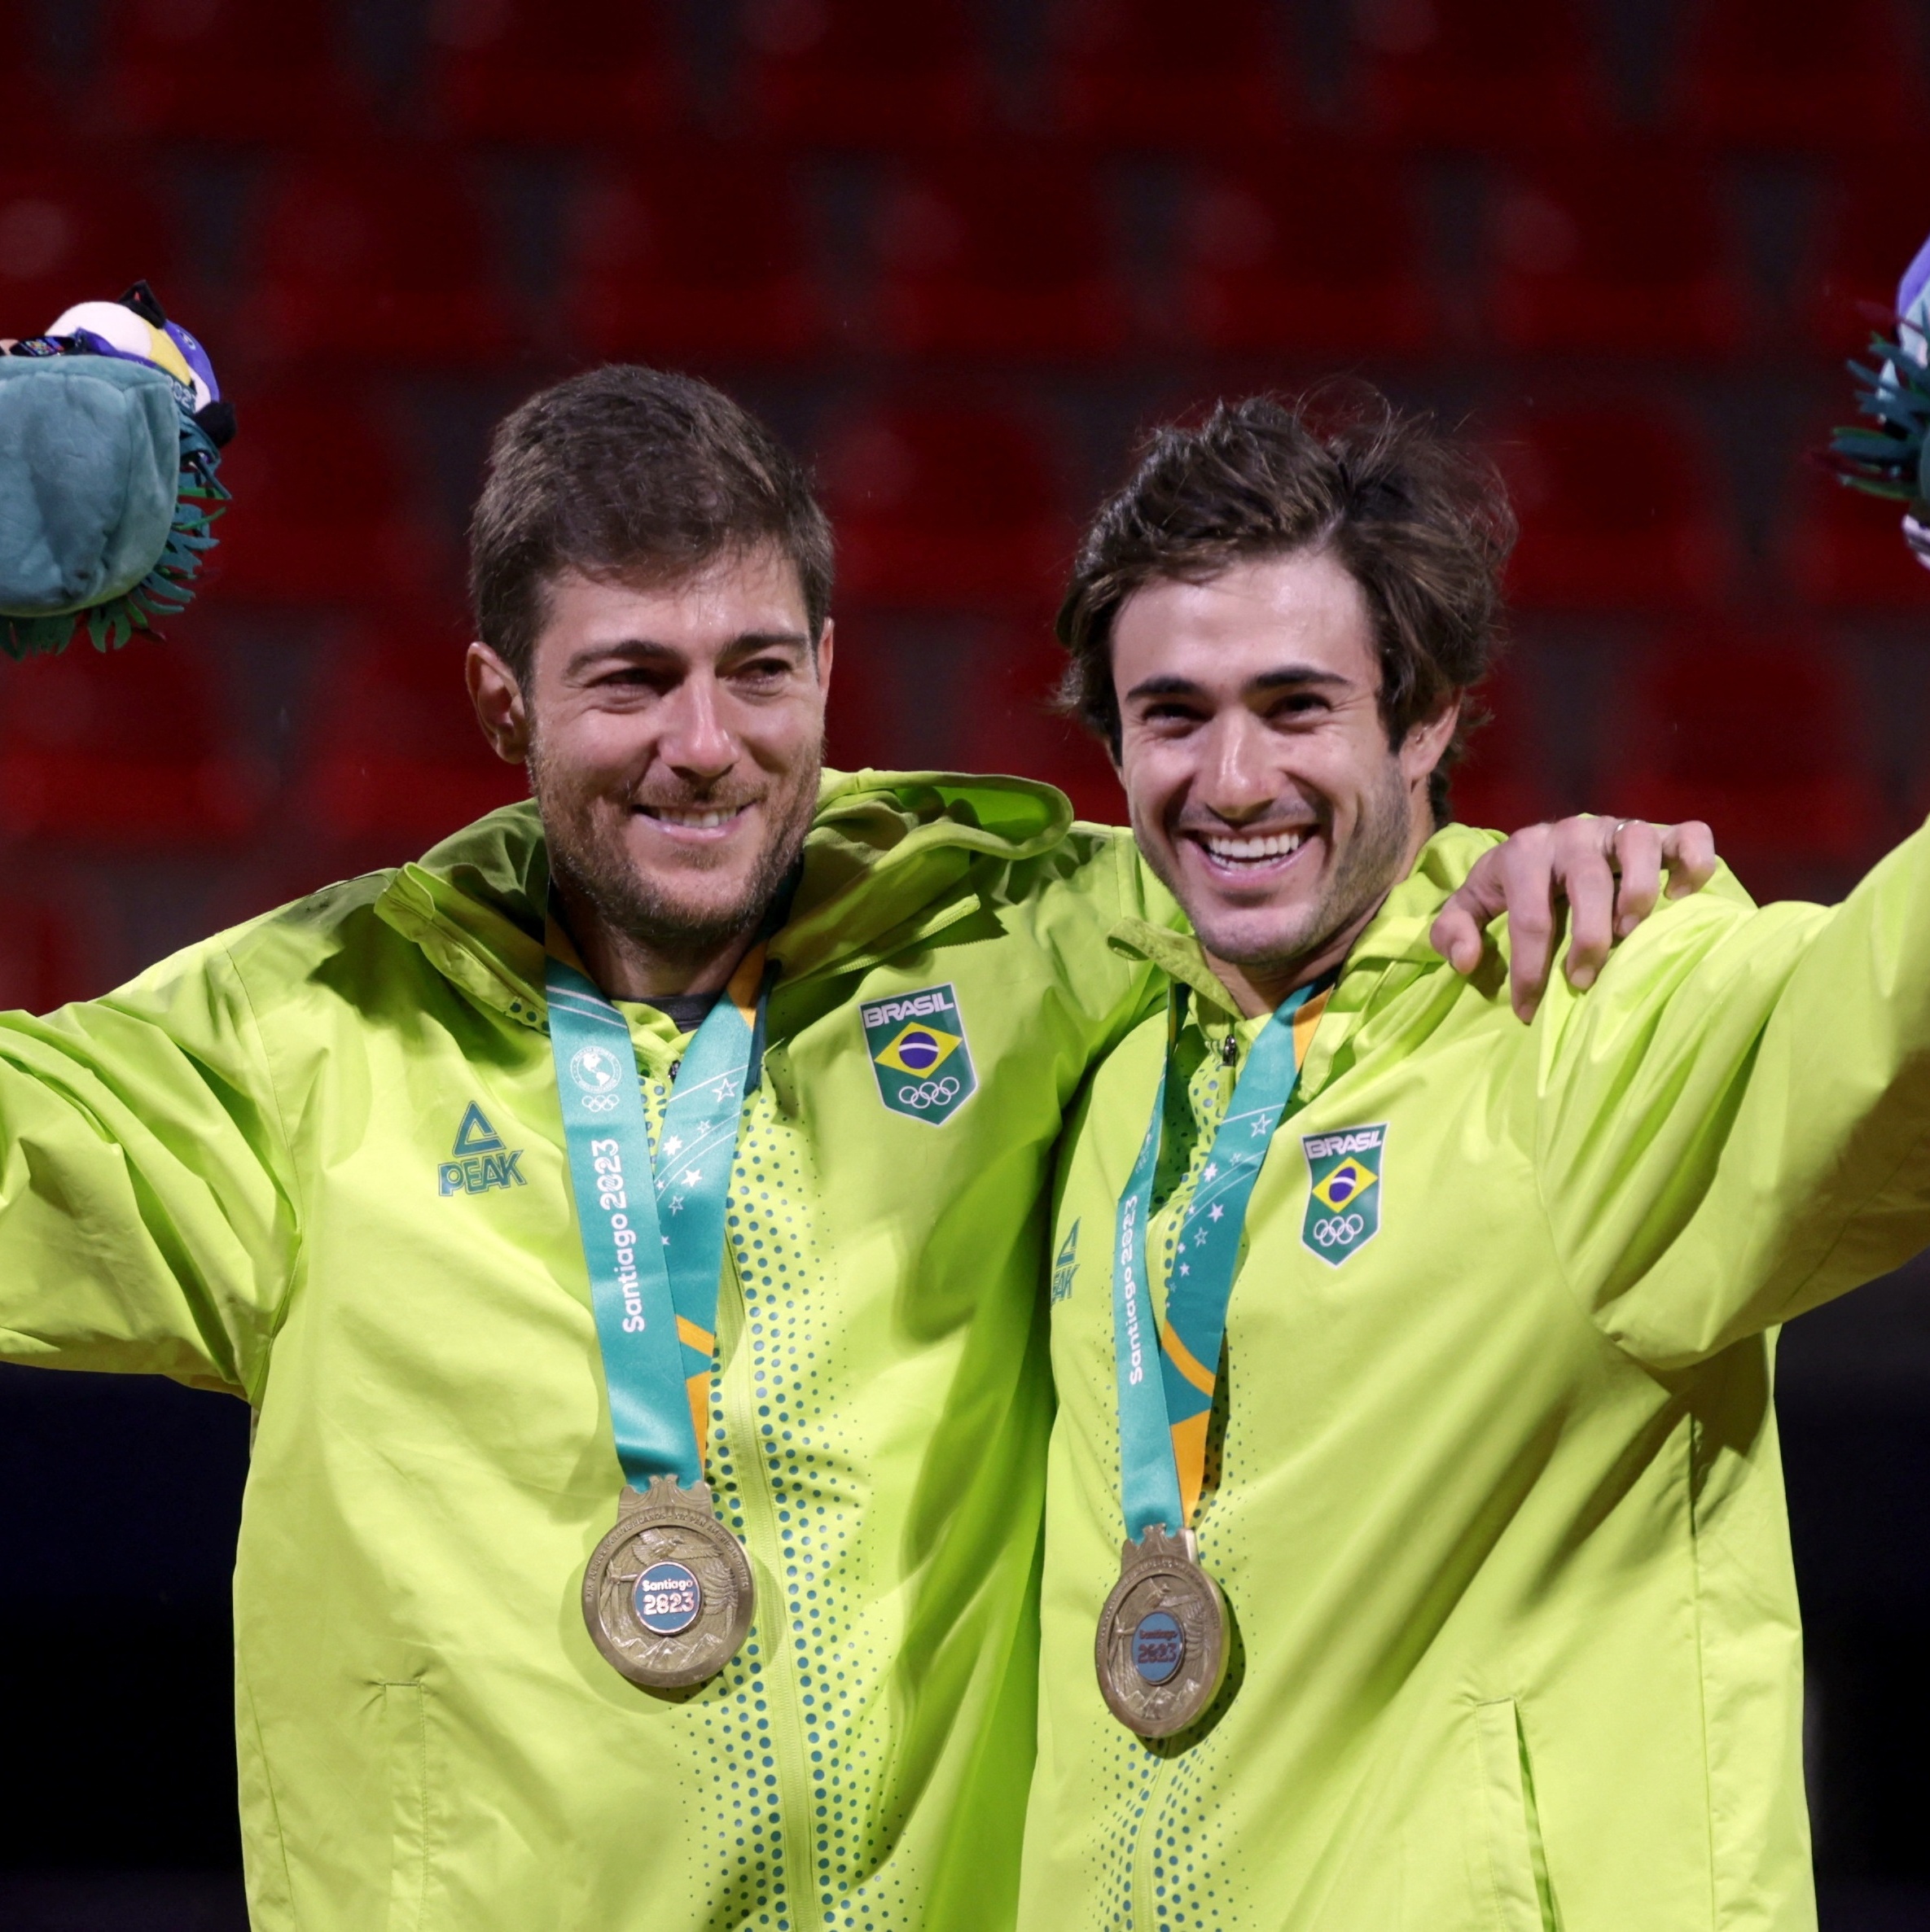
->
[[1473, 1698, 1561, 1932], [380, 1680, 431, 1932]]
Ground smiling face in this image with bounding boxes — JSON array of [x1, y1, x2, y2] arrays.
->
[[1112, 548, 1456, 1014], [467, 543, 831, 995]]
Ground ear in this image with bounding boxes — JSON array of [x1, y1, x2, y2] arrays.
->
[[467, 641, 529, 764], [1399, 698, 1459, 789], [815, 617, 834, 698]]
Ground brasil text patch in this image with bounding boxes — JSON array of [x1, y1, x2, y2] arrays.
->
[[861, 983, 977, 1125], [1300, 1123, 1385, 1265]]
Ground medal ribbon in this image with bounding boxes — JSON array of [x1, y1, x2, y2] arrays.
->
[[546, 939, 768, 1491], [1112, 979, 1331, 1540]]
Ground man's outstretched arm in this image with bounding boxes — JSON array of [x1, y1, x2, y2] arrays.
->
[[1527, 817, 1930, 1369], [0, 936, 297, 1395]]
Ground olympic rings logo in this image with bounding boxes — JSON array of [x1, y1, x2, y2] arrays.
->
[[1312, 1212, 1366, 1246], [578, 1093, 621, 1114], [897, 1076, 962, 1111], [569, 1045, 624, 1094]]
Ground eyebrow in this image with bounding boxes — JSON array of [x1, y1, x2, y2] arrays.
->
[[1124, 664, 1354, 703], [564, 631, 814, 679]]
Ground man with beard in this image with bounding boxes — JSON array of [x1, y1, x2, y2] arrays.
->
[[0, 364, 1700, 1932], [1020, 392, 1930, 1932]]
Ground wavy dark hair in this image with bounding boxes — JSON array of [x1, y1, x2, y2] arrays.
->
[[1056, 387, 1515, 822]]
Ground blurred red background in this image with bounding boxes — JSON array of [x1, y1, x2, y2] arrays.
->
[[3, 0, 1928, 1010], [6, 7, 1930, 1917]]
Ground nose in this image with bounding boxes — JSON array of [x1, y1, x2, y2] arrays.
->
[[1196, 708, 1279, 824], [658, 671, 738, 786]]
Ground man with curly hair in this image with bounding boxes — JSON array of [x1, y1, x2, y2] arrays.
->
[[1022, 389, 1928, 1932]]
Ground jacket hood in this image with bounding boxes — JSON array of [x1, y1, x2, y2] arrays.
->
[[373, 768, 1077, 1025], [1104, 822, 1504, 1096], [1107, 825, 1500, 998]]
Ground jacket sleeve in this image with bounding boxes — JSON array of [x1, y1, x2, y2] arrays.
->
[[0, 938, 299, 1397], [1533, 817, 1930, 1369]]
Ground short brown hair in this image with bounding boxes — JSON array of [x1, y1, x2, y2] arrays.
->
[[1057, 388, 1515, 821], [470, 366, 834, 682]]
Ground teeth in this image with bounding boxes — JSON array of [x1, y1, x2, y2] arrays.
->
[[1204, 830, 1305, 863], [648, 808, 738, 830]]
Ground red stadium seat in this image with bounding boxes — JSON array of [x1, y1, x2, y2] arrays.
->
[[1173, 146, 1439, 357], [0, 161, 179, 338], [90, 0, 370, 145], [0, 635, 269, 848], [823, 607, 1123, 818], [1671, 0, 1925, 148], [823, 604, 988, 777], [738, 0, 991, 145], [204, 382, 445, 607], [1787, 456, 1930, 611], [1443, 662, 1559, 833], [0, 896, 96, 1012], [1493, 401, 1735, 611], [1802, 156, 1924, 353], [235, 145, 518, 367], [1354, 0, 1608, 145], [1043, 0, 1296, 147], [871, 147, 1132, 360], [566, 147, 827, 364], [0, 1, 62, 149], [959, 621, 1124, 824], [818, 397, 1072, 608], [818, 604, 897, 773], [1485, 149, 1748, 357], [1597, 629, 1884, 896], [300, 620, 523, 852], [425, 0, 686, 142]]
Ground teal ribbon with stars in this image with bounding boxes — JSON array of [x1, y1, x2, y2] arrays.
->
[[545, 944, 769, 1492], [1112, 979, 1323, 1539]]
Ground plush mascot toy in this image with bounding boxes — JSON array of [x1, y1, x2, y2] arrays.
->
[[1828, 233, 1930, 570], [0, 280, 233, 658]]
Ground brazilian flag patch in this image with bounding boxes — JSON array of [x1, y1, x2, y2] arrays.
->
[[860, 983, 977, 1126], [1300, 1124, 1386, 1266]]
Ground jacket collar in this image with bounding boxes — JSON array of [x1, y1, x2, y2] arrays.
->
[[374, 768, 1077, 1029], [1106, 824, 1502, 1098]]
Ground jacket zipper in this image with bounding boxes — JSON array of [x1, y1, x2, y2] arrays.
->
[[720, 1237, 820, 1931], [1131, 1755, 1175, 1932]]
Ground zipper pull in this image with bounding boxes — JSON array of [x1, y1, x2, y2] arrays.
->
[[1220, 1033, 1238, 1067]]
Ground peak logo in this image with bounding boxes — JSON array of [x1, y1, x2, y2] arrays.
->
[[439, 1102, 528, 1197], [1051, 1220, 1080, 1304]]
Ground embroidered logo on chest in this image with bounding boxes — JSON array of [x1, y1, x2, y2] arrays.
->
[[438, 1102, 528, 1198], [1051, 1220, 1080, 1303], [859, 984, 978, 1125], [1299, 1123, 1385, 1264]]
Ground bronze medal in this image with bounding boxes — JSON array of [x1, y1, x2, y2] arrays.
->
[[1094, 1524, 1229, 1738], [582, 1474, 754, 1690]]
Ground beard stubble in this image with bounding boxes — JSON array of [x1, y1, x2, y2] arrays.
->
[[529, 730, 822, 970], [1167, 752, 1416, 977]]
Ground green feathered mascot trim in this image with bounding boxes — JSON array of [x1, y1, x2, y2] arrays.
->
[[1826, 233, 1930, 570], [1830, 333, 1930, 506], [0, 280, 233, 659], [2, 397, 229, 661]]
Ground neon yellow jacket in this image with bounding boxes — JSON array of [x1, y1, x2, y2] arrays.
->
[[1023, 821, 1930, 1932], [0, 772, 1168, 1932]]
